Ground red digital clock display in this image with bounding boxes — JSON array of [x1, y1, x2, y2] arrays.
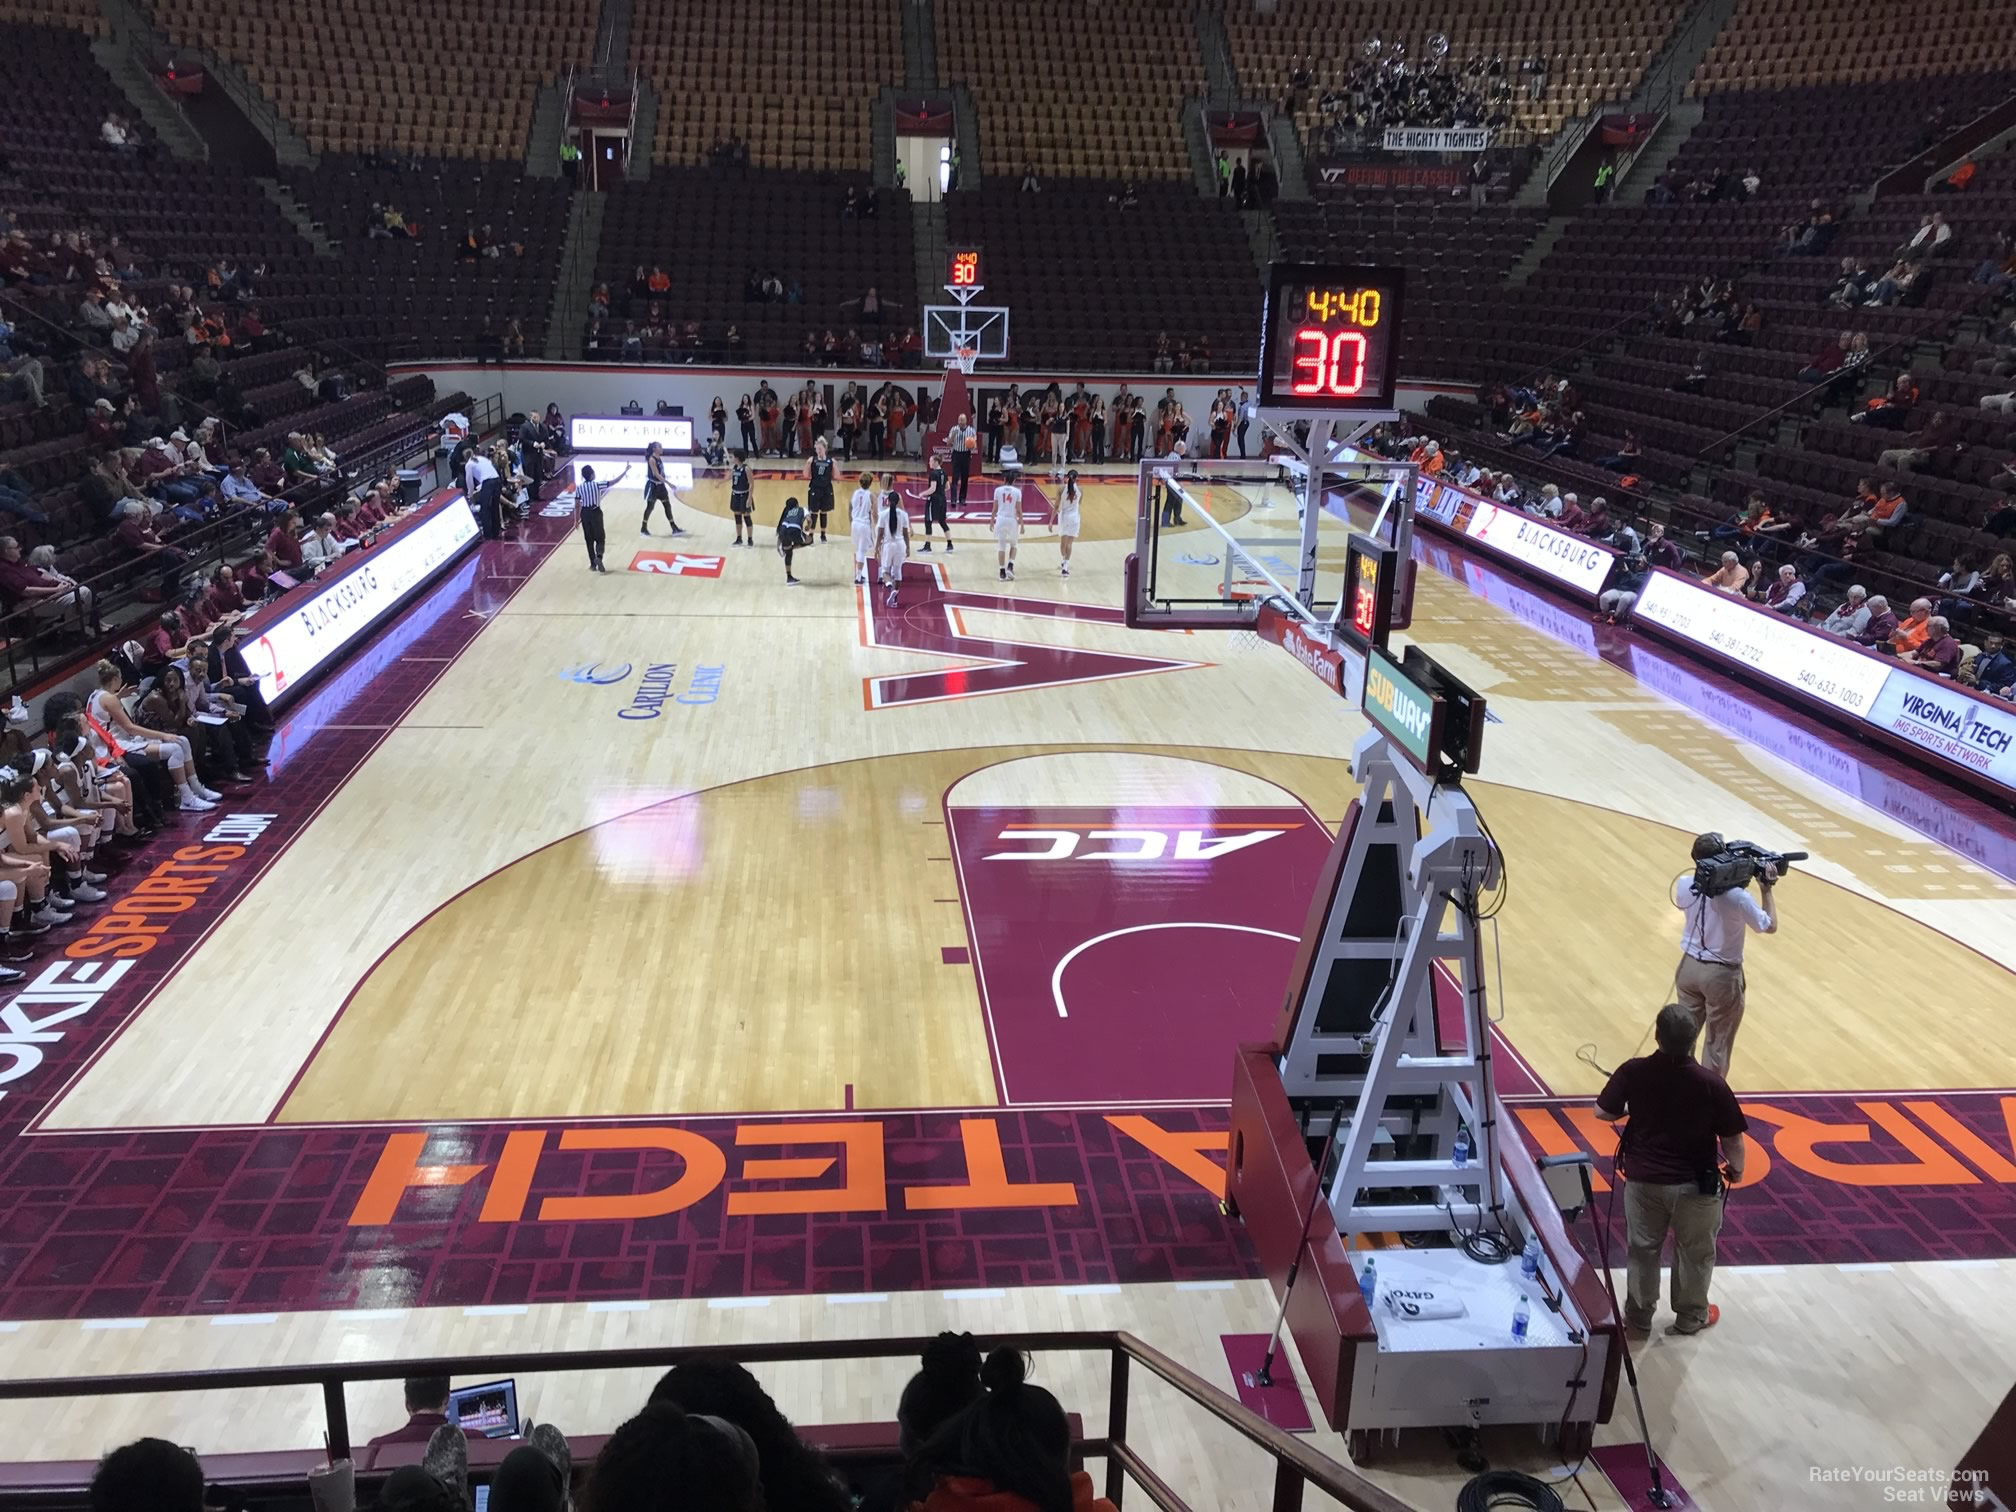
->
[[1258, 263, 1405, 413], [1340, 531, 1397, 651], [947, 249, 983, 289]]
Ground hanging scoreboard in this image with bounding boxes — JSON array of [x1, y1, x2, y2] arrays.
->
[[1257, 263, 1406, 414]]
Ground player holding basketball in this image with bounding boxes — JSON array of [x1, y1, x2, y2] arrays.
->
[[1053, 468, 1082, 578], [876, 477, 911, 606], [918, 454, 951, 553], [640, 441, 685, 536], [993, 466, 1022, 581], [728, 450, 754, 546], [805, 438, 836, 544], [849, 471, 877, 585]]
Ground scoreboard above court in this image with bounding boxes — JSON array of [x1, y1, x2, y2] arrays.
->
[[1256, 262, 1406, 415]]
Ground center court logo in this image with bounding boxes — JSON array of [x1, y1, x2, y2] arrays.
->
[[561, 661, 633, 685]]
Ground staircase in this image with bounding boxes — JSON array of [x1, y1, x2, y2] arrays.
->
[[525, 81, 566, 178], [872, 88, 901, 190], [545, 192, 607, 359], [256, 178, 337, 257], [1194, 6, 1238, 103], [1265, 111, 1311, 200], [950, 84, 981, 185], [93, 0, 206, 162], [1613, 97, 1705, 201], [912, 200, 948, 332], [900, 0, 938, 88], [628, 77, 657, 180], [1505, 215, 1572, 287], [1181, 98, 1218, 195], [592, 0, 634, 79], [108, 0, 315, 167]]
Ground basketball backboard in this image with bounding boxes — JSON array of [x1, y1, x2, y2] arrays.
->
[[923, 304, 1010, 363]]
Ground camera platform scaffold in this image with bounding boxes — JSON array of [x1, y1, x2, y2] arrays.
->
[[1126, 261, 1624, 1461]]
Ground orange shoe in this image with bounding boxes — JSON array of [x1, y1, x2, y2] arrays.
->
[[1666, 1304, 1720, 1336]]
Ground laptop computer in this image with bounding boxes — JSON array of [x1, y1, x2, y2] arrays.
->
[[445, 1378, 521, 1439]]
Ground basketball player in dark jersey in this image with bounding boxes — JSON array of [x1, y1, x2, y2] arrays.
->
[[728, 451, 754, 546], [805, 438, 836, 544], [640, 441, 684, 536], [776, 495, 806, 585], [918, 455, 951, 553]]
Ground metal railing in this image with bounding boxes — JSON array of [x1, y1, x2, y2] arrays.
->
[[1539, 0, 1719, 193], [0, 1330, 1417, 1512]]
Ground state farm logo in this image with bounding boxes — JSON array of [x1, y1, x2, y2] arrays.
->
[[982, 825, 1291, 861], [1279, 623, 1342, 690]]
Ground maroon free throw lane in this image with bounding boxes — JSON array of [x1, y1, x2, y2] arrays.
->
[[949, 805, 1331, 1104]]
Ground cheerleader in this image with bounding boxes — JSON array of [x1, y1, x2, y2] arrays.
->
[[849, 470, 877, 584], [875, 476, 910, 606], [993, 466, 1023, 582], [1054, 469, 1082, 578], [918, 454, 951, 553], [735, 394, 755, 454], [728, 450, 754, 546], [708, 395, 727, 447], [805, 437, 836, 544]]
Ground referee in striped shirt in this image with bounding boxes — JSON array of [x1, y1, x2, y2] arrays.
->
[[575, 463, 628, 572]]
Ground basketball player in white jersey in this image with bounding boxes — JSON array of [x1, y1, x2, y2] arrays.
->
[[993, 466, 1023, 581], [875, 477, 911, 606], [848, 470, 877, 585], [1053, 468, 1082, 577]]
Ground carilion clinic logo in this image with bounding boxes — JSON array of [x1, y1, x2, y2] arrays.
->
[[561, 661, 633, 685]]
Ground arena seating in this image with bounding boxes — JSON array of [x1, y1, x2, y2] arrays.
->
[[147, 0, 597, 159], [1690, 0, 2016, 92], [591, 171, 918, 364], [274, 157, 574, 357], [1218, 0, 1692, 147], [943, 180, 1258, 370], [633, 0, 900, 171], [936, 0, 1197, 180]]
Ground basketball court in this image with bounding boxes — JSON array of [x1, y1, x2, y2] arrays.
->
[[2, 444, 2013, 1506]]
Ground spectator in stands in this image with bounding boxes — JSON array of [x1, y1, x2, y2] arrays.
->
[[1598, 554, 1651, 625], [1671, 352, 1711, 394], [99, 112, 137, 154], [1797, 330, 1850, 384], [1897, 213, 1954, 260], [369, 1376, 454, 1448], [1877, 410, 1965, 473], [0, 536, 93, 630], [1910, 616, 1963, 676], [1852, 375, 1920, 431], [1819, 585, 1871, 638], [651, 1362, 852, 1512], [1703, 551, 1748, 596], [1968, 635, 2016, 700], [1644, 521, 1681, 570], [1763, 564, 1808, 617], [1021, 164, 1041, 193], [114, 499, 189, 600], [1851, 594, 1899, 648], [1864, 259, 1925, 308], [904, 1348, 1118, 1512], [90, 1439, 205, 1512], [301, 514, 355, 574], [0, 343, 45, 409], [583, 1403, 761, 1512], [1974, 552, 2016, 613], [1843, 481, 1908, 536], [266, 509, 307, 575], [857, 1333, 986, 1512], [1971, 231, 2016, 294], [1888, 598, 1936, 657], [1594, 432, 1642, 472], [1822, 264, 1873, 312], [1973, 317, 2016, 379]]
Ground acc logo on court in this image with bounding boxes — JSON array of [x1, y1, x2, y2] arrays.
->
[[561, 661, 633, 685], [630, 552, 725, 577], [982, 827, 1290, 861]]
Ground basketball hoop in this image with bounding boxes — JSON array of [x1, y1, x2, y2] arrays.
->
[[951, 344, 978, 375]]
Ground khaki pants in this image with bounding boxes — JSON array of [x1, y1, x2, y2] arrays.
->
[[1674, 954, 1745, 1078], [1624, 1180, 1725, 1331]]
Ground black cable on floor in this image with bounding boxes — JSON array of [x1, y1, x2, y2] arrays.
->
[[1456, 1469, 1566, 1511]]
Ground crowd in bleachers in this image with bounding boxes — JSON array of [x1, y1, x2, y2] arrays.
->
[[82, 1340, 1121, 1512]]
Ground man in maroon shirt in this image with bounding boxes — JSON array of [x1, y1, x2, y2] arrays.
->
[[0, 535, 95, 627], [1908, 615, 1963, 676], [367, 1376, 454, 1449], [249, 447, 286, 495], [1597, 1004, 1747, 1337], [265, 510, 306, 572]]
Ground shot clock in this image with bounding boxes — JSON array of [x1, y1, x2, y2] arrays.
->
[[1256, 262, 1406, 413], [947, 248, 983, 289], [1340, 531, 1397, 651]]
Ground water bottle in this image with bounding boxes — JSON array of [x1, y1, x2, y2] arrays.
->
[[1452, 1129, 1470, 1169], [1521, 1233, 1542, 1280], [1511, 1293, 1531, 1343], [1360, 1257, 1378, 1307]]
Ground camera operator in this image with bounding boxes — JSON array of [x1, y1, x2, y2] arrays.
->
[[1673, 832, 1779, 1078], [1596, 1003, 1748, 1337]]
